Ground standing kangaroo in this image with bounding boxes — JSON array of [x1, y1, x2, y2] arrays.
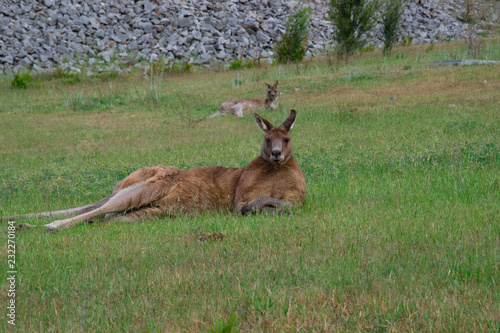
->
[[2, 110, 305, 231], [209, 80, 279, 118]]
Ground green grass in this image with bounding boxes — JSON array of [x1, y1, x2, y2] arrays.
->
[[1, 39, 499, 332]]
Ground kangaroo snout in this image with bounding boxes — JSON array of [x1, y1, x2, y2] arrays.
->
[[271, 148, 282, 158]]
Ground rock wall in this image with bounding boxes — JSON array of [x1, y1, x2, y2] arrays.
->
[[0, 0, 497, 74]]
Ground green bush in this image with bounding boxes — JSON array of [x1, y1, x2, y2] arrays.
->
[[229, 57, 261, 70], [33, 68, 82, 84], [11, 70, 34, 89], [169, 58, 192, 73], [274, 7, 312, 64], [328, 0, 381, 64], [229, 58, 244, 70], [382, 0, 406, 55], [401, 35, 413, 47]]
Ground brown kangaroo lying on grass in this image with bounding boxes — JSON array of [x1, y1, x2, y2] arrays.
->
[[209, 80, 279, 118], [2, 110, 305, 231]]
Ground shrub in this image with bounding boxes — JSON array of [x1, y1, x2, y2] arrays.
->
[[382, 0, 406, 55], [458, 0, 475, 23], [229, 57, 261, 70], [328, 0, 381, 64], [11, 70, 33, 89], [169, 58, 192, 73], [229, 58, 244, 70], [465, 30, 484, 59], [274, 7, 312, 63], [144, 58, 167, 103], [182, 60, 192, 72], [401, 35, 413, 47]]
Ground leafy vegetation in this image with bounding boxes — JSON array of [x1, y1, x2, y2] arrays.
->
[[382, 0, 406, 55], [458, 0, 475, 23], [274, 7, 312, 63], [0, 38, 499, 332], [328, 0, 381, 63], [11, 70, 33, 89], [401, 35, 413, 47], [144, 58, 169, 103], [229, 57, 261, 70]]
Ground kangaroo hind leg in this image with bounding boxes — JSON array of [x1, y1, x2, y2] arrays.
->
[[105, 206, 166, 223], [44, 175, 176, 231], [231, 103, 244, 117]]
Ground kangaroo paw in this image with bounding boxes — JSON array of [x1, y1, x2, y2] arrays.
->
[[44, 220, 63, 233]]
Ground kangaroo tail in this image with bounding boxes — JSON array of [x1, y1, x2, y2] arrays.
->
[[0, 196, 112, 222]]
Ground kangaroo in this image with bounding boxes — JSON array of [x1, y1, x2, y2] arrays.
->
[[2, 110, 305, 231], [209, 80, 279, 118]]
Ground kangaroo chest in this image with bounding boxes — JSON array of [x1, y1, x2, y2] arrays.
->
[[243, 168, 297, 199]]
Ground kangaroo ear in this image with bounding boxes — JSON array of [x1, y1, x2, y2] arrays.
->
[[265, 82, 271, 88], [273, 80, 279, 88], [279, 109, 297, 132], [254, 112, 274, 133]]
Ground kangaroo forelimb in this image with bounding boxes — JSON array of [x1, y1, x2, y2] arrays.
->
[[240, 196, 292, 215]]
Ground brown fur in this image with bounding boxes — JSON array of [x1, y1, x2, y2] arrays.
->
[[209, 80, 279, 118], [2, 110, 305, 231]]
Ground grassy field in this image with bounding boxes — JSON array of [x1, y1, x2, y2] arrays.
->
[[1, 39, 499, 332]]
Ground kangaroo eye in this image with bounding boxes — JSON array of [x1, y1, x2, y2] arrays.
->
[[284, 138, 290, 144], [265, 138, 271, 144]]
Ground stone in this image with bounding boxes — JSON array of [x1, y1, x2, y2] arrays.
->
[[68, 6, 78, 19], [100, 49, 114, 63], [79, 16, 90, 26], [226, 42, 238, 50], [196, 43, 206, 54], [193, 30, 202, 41], [0, 0, 485, 73], [216, 50, 227, 59], [261, 50, 272, 58], [214, 19, 228, 31], [256, 30, 270, 43], [39, 52, 49, 62], [32, 64, 45, 73], [2, 55, 14, 64], [193, 53, 212, 64], [111, 34, 123, 43], [138, 22, 153, 34], [178, 17, 192, 28]]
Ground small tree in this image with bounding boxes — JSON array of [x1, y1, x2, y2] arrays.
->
[[458, 0, 475, 23], [382, 0, 406, 55], [328, 0, 381, 64], [274, 7, 312, 63]]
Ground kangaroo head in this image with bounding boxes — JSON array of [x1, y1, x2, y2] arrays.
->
[[254, 109, 296, 165], [265, 80, 279, 101]]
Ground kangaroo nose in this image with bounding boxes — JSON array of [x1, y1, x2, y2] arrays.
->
[[272, 149, 281, 157]]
